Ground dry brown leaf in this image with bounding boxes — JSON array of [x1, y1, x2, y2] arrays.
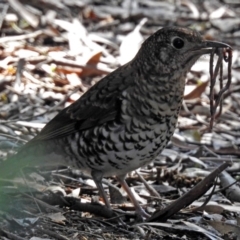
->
[[184, 80, 209, 100], [86, 51, 102, 64], [76, 51, 105, 77], [55, 66, 83, 75], [80, 63, 109, 77]]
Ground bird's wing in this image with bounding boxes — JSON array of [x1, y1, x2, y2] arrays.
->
[[29, 63, 134, 142]]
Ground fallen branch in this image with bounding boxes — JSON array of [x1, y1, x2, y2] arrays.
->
[[147, 162, 230, 222]]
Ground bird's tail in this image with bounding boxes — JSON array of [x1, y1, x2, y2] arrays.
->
[[0, 151, 35, 210], [0, 140, 66, 181], [0, 151, 32, 180], [0, 143, 64, 211]]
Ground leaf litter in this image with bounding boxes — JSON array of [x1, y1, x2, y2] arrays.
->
[[0, 0, 240, 239]]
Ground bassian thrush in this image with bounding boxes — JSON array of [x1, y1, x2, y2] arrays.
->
[[0, 27, 230, 218]]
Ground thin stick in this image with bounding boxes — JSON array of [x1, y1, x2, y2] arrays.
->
[[209, 47, 232, 131]]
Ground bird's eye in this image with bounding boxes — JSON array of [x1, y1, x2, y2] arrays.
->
[[172, 37, 184, 49]]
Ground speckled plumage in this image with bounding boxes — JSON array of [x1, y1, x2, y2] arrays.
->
[[1, 26, 230, 217]]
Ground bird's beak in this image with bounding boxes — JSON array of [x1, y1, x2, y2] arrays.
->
[[202, 40, 232, 49], [191, 40, 231, 55], [185, 40, 231, 66]]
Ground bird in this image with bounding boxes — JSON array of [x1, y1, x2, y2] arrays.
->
[[0, 26, 230, 218]]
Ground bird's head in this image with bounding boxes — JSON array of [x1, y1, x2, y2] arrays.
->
[[136, 26, 231, 75]]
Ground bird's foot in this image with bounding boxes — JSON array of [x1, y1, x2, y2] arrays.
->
[[135, 206, 151, 221]]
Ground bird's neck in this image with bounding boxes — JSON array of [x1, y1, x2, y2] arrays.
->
[[120, 70, 186, 126]]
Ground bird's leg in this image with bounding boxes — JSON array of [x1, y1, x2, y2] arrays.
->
[[116, 175, 150, 219], [91, 170, 111, 208]]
